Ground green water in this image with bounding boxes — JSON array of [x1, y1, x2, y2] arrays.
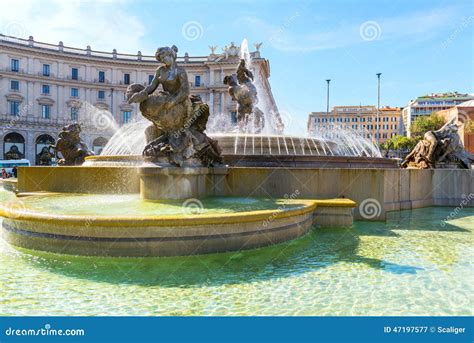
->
[[0, 192, 304, 217], [0, 196, 473, 315]]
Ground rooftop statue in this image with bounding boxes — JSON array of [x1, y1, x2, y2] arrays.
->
[[401, 117, 473, 169], [126, 45, 222, 166], [51, 123, 94, 166], [224, 59, 264, 133]]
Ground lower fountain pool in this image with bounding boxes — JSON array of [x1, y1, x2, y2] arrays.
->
[[0, 192, 306, 217], [0, 205, 472, 316], [0, 189, 320, 257]]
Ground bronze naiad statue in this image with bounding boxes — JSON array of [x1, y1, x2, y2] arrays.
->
[[224, 59, 264, 133], [126, 45, 222, 167], [50, 123, 94, 166], [401, 117, 473, 169]]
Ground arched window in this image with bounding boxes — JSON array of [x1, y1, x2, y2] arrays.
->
[[35, 134, 55, 165], [92, 137, 108, 155], [3, 132, 25, 160]]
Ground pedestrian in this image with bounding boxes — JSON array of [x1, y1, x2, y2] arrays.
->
[[12, 166, 17, 178], [1, 168, 7, 179]]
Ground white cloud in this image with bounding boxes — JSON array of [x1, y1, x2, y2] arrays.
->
[[241, 7, 459, 52], [0, 0, 146, 53]]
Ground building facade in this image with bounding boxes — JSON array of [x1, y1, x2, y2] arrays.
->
[[402, 92, 474, 137], [436, 100, 474, 153], [0, 35, 277, 164], [307, 105, 402, 144]]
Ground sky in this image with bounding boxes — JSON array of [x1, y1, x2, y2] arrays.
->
[[1, 0, 473, 135]]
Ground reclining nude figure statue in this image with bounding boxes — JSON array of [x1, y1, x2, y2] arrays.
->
[[126, 45, 222, 167], [401, 117, 473, 169]]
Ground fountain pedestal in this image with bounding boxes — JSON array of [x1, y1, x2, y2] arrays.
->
[[139, 164, 228, 200]]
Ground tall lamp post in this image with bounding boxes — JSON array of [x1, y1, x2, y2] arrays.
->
[[326, 79, 331, 115], [376, 73, 382, 145]]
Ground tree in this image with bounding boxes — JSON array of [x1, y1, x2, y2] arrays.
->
[[380, 134, 417, 158], [464, 119, 474, 134], [410, 113, 445, 139]]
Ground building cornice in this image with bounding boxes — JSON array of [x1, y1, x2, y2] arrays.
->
[[0, 35, 267, 69]]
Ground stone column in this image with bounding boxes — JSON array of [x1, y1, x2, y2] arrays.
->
[[0, 132, 4, 159], [26, 131, 35, 163], [209, 91, 214, 115]]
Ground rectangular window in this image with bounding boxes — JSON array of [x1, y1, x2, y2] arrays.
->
[[71, 68, 78, 80], [41, 104, 50, 119], [10, 80, 19, 91], [148, 75, 154, 85], [71, 107, 79, 121], [9, 101, 20, 116], [71, 88, 79, 97], [98, 90, 105, 99], [42, 64, 50, 76], [195, 75, 201, 87], [124, 73, 130, 85], [99, 71, 105, 83], [11, 59, 19, 72], [42, 85, 50, 94], [122, 111, 132, 124]]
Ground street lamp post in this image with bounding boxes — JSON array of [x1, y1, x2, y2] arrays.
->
[[326, 79, 331, 115], [376, 73, 382, 145]]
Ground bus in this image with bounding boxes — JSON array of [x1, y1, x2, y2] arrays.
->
[[0, 159, 31, 176]]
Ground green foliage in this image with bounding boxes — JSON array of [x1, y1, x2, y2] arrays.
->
[[410, 113, 445, 139], [464, 119, 474, 134], [381, 135, 417, 152]]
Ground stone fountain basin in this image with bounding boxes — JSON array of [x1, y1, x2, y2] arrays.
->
[[82, 154, 398, 169], [0, 191, 357, 257], [0, 192, 325, 257]]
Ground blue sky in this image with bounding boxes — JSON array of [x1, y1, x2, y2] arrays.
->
[[1, 0, 473, 134]]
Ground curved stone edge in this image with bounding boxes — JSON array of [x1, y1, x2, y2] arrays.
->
[[2, 211, 314, 257], [0, 199, 317, 227], [83, 154, 398, 169]]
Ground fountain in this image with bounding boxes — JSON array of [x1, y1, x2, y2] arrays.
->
[[0, 43, 357, 257], [86, 39, 395, 169], [1, 40, 471, 259]]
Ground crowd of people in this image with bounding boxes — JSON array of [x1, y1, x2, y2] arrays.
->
[[1, 166, 17, 179]]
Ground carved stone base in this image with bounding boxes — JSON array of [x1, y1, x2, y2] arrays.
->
[[139, 164, 228, 201]]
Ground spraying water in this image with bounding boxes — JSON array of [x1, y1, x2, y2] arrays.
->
[[79, 102, 119, 134], [311, 125, 382, 157], [99, 40, 381, 159], [100, 120, 149, 155]]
